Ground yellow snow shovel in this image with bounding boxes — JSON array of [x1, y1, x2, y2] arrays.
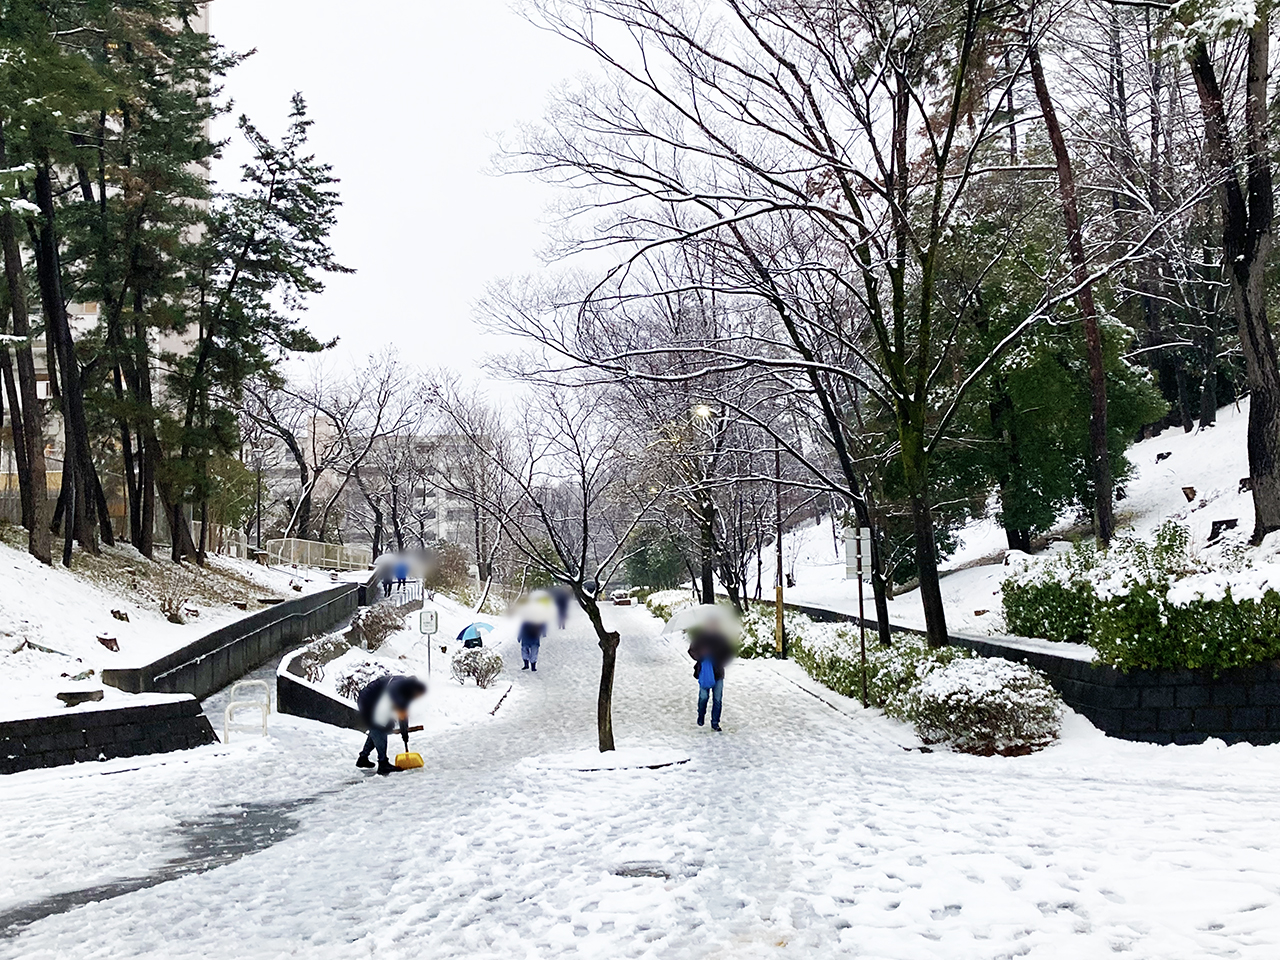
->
[[395, 725, 425, 770]]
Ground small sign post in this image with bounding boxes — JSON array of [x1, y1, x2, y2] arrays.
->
[[854, 528, 870, 708], [419, 608, 439, 675]]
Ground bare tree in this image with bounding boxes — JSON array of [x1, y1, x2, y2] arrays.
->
[[432, 380, 659, 752]]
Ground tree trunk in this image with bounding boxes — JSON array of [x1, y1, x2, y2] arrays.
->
[[1187, 29, 1280, 542], [698, 500, 716, 605], [31, 158, 104, 557], [0, 335, 30, 526], [1029, 44, 1114, 545], [0, 122, 49, 563], [581, 596, 618, 752]]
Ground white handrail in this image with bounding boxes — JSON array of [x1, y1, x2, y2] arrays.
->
[[224, 679, 271, 743]]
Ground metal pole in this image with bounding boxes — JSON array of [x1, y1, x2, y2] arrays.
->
[[255, 465, 262, 550], [774, 445, 785, 657], [857, 528, 868, 707]]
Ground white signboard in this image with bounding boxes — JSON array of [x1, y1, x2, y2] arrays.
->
[[419, 609, 439, 636], [843, 527, 873, 580]]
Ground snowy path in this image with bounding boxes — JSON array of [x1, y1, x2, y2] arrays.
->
[[2, 606, 1279, 958]]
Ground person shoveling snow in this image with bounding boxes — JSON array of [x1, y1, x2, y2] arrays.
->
[[355, 674, 427, 775], [664, 604, 738, 732]]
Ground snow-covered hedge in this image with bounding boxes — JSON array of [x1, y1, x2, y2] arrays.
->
[[334, 659, 392, 701], [789, 616, 1062, 754], [451, 648, 503, 688], [907, 658, 1062, 756], [1002, 522, 1280, 672], [645, 589, 695, 622], [345, 603, 406, 652]]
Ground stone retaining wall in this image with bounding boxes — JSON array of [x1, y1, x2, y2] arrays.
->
[[0, 697, 217, 775]]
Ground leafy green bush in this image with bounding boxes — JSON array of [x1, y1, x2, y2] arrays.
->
[[789, 618, 1061, 754], [906, 657, 1062, 755], [645, 589, 695, 622], [1001, 541, 1097, 643], [1001, 522, 1280, 672]]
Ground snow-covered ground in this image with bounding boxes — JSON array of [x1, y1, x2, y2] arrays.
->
[[0, 532, 345, 721], [2, 603, 1278, 958], [765, 399, 1263, 635]]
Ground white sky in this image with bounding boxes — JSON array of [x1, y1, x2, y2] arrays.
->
[[208, 0, 590, 386]]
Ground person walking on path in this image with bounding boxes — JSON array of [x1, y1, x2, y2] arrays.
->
[[519, 618, 547, 671], [688, 626, 734, 731], [356, 674, 427, 775], [551, 585, 572, 630]]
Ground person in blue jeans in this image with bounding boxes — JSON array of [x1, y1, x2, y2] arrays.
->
[[519, 618, 547, 671], [688, 627, 734, 731], [356, 674, 426, 775]]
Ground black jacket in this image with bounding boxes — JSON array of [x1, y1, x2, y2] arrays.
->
[[688, 630, 734, 681], [357, 675, 425, 734]]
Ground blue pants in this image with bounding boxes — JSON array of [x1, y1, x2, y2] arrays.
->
[[698, 679, 724, 726], [360, 723, 395, 763], [521, 639, 541, 664]]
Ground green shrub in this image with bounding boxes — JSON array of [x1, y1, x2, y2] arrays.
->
[[1001, 541, 1097, 643], [645, 589, 696, 622], [789, 618, 1061, 754], [906, 657, 1062, 755], [1001, 521, 1280, 672], [1093, 583, 1280, 672]]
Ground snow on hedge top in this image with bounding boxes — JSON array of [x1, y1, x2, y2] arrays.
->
[[1006, 522, 1280, 607]]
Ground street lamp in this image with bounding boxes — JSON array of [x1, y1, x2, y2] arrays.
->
[[691, 403, 713, 421]]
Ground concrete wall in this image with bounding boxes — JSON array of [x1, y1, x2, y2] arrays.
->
[[276, 647, 365, 731], [0, 697, 217, 775], [102, 584, 360, 700]]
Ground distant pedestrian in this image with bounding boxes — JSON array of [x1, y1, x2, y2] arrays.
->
[[356, 674, 427, 775], [394, 558, 409, 590], [519, 618, 547, 672], [552, 585, 572, 630], [374, 554, 395, 599], [688, 626, 734, 731]]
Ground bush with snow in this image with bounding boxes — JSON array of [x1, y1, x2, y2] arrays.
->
[[295, 635, 350, 683], [334, 658, 392, 701], [645, 589, 695, 622], [906, 657, 1062, 756], [1002, 522, 1280, 672], [345, 603, 405, 652], [788, 615, 1062, 754], [451, 647, 503, 688]]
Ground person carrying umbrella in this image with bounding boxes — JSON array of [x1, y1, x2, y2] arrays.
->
[[663, 604, 738, 732], [356, 674, 427, 775], [457, 621, 494, 649]]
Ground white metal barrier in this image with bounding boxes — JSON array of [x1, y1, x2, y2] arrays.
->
[[224, 680, 271, 743], [265, 537, 372, 572]]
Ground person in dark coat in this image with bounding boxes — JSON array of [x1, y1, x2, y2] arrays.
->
[[551, 585, 572, 630], [688, 627, 734, 731], [356, 674, 427, 775], [519, 619, 547, 671]]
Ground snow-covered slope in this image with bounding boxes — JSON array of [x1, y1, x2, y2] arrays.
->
[[761, 399, 1266, 634], [0, 533, 335, 720]]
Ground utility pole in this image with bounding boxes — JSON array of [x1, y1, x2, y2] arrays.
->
[[775, 444, 785, 657]]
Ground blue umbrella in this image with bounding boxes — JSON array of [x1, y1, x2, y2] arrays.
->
[[457, 622, 495, 642]]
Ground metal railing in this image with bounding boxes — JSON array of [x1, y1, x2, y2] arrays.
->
[[265, 537, 372, 571]]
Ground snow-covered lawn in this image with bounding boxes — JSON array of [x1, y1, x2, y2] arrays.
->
[[1, 604, 1278, 958]]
